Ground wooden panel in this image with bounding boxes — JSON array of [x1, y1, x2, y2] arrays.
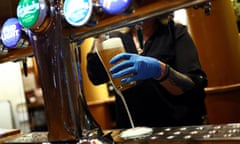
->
[[0, 47, 33, 63], [205, 84, 240, 124], [186, 0, 240, 87], [88, 103, 114, 130], [186, 0, 240, 124], [88, 98, 116, 129]]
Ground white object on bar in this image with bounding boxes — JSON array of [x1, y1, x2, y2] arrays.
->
[[120, 126, 153, 139]]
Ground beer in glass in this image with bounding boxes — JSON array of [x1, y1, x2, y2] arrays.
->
[[96, 37, 136, 91]]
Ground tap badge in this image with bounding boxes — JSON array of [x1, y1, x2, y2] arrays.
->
[[17, 0, 47, 29], [64, 0, 93, 26], [1, 18, 22, 48], [99, 0, 131, 14]]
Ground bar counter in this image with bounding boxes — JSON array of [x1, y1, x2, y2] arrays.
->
[[2, 123, 240, 143]]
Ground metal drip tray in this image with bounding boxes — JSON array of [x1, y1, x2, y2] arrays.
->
[[4, 123, 240, 143], [115, 123, 240, 143], [153, 123, 240, 141]]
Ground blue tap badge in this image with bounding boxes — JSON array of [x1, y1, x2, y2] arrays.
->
[[64, 0, 93, 26], [1, 18, 22, 48], [99, 0, 131, 14]]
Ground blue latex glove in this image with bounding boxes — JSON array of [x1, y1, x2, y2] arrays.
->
[[109, 53, 161, 83]]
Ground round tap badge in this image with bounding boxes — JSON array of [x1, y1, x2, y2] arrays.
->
[[1, 18, 22, 48], [17, 0, 47, 29], [64, 0, 93, 27], [99, 0, 131, 14]]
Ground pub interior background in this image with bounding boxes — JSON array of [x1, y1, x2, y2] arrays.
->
[[0, 0, 240, 140]]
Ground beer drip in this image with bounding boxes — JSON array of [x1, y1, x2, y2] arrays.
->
[[113, 85, 135, 129], [106, 51, 153, 140]]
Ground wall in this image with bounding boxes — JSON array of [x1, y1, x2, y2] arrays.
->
[[186, 0, 240, 124], [0, 61, 30, 132]]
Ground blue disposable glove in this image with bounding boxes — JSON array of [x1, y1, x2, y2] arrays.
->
[[109, 53, 161, 83]]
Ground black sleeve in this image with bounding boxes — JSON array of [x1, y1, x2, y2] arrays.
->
[[171, 24, 207, 118], [174, 24, 208, 88], [87, 53, 109, 85]]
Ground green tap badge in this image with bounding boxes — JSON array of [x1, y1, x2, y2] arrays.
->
[[17, 0, 47, 29]]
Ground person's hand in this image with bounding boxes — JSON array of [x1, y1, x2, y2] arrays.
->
[[109, 53, 161, 83]]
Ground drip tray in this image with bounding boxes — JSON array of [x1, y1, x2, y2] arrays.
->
[[4, 123, 240, 143], [114, 123, 240, 143]]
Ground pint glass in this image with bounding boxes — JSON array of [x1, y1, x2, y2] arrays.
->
[[96, 37, 136, 91]]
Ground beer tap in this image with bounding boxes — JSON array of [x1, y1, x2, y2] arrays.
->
[[16, 0, 115, 142]]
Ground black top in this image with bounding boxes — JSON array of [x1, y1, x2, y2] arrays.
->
[[86, 21, 208, 128]]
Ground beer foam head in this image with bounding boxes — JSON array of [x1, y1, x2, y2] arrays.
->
[[102, 37, 124, 49]]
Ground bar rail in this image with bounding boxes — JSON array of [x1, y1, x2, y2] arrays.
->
[[68, 0, 210, 41]]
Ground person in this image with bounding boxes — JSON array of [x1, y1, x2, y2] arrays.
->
[[86, 15, 208, 128]]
